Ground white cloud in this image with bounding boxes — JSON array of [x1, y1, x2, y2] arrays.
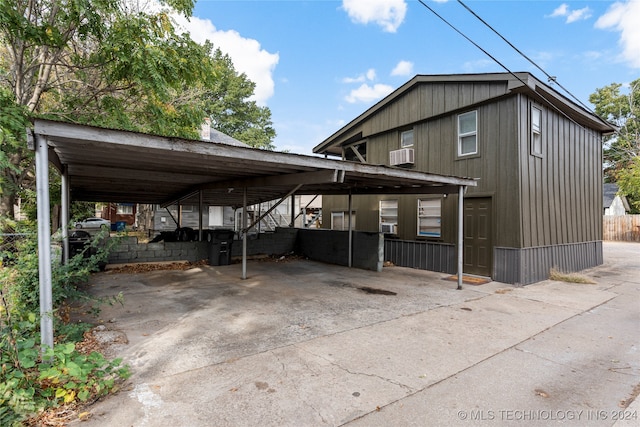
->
[[549, 3, 592, 23], [342, 68, 377, 83], [171, 15, 279, 106], [551, 4, 569, 18], [342, 0, 407, 33], [461, 59, 494, 73], [391, 60, 414, 76], [567, 7, 592, 23], [595, 1, 640, 68], [366, 68, 377, 81], [345, 83, 394, 103]]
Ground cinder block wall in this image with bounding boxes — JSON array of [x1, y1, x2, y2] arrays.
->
[[296, 229, 383, 272], [230, 227, 299, 258], [107, 228, 299, 265], [106, 228, 383, 272], [108, 236, 208, 264]]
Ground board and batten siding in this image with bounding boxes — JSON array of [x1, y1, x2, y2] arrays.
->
[[517, 94, 603, 248], [363, 81, 511, 136], [363, 95, 522, 248]]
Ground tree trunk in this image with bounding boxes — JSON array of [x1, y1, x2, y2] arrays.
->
[[0, 193, 16, 221]]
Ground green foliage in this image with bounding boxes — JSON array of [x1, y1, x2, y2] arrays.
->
[[590, 79, 640, 181], [0, 316, 130, 425], [2, 223, 117, 314], [206, 49, 276, 150], [617, 156, 640, 212], [0, 222, 128, 424], [1, 0, 277, 220]]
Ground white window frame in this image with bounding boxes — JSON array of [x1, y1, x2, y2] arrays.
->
[[331, 211, 356, 231], [417, 198, 441, 237], [400, 129, 414, 148], [531, 105, 543, 157], [117, 204, 133, 214], [458, 110, 478, 156], [379, 200, 398, 234]]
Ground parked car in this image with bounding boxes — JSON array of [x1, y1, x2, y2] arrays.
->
[[74, 217, 110, 229]]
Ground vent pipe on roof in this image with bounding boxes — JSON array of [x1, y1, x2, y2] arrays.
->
[[200, 117, 211, 141]]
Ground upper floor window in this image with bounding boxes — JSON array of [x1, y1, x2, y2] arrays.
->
[[458, 111, 477, 156], [401, 129, 414, 148], [531, 106, 542, 156]]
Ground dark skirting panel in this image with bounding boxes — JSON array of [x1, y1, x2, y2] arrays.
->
[[494, 241, 603, 285], [384, 239, 456, 274]]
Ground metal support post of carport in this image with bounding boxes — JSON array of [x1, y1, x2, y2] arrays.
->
[[457, 185, 466, 290], [61, 165, 70, 264], [33, 132, 54, 351]]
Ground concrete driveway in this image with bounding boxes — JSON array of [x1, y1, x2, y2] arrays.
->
[[74, 242, 639, 426]]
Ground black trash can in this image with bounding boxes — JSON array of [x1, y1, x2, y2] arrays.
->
[[69, 230, 92, 258], [207, 229, 235, 266]]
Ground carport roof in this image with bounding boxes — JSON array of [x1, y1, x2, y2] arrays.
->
[[31, 119, 476, 208]]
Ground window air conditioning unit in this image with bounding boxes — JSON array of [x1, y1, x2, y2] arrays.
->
[[389, 148, 414, 166], [380, 223, 397, 234]]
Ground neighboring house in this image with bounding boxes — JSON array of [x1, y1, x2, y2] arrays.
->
[[603, 183, 630, 216], [314, 72, 616, 284], [101, 203, 137, 227]]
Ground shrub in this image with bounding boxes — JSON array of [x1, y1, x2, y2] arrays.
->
[[0, 222, 129, 425]]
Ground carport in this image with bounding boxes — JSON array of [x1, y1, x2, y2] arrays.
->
[[29, 119, 477, 349]]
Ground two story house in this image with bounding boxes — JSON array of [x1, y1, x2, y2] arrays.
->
[[314, 72, 615, 284]]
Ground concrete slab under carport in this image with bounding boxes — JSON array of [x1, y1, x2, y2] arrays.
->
[[71, 249, 638, 427]]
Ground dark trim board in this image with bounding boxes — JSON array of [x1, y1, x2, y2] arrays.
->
[[494, 241, 603, 285]]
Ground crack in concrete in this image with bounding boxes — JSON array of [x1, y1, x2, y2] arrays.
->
[[272, 351, 330, 425], [298, 346, 416, 394]]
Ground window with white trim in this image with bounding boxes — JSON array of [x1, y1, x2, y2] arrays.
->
[[458, 111, 477, 156], [117, 204, 133, 214], [331, 211, 356, 231], [379, 200, 398, 234], [417, 198, 441, 237], [531, 106, 542, 156], [401, 129, 414, 148]]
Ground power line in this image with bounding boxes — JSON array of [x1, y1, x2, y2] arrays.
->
[[415, 0, 611, 131], [456, 0, 595, 114]]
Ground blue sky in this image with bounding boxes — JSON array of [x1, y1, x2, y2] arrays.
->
[[172, 1, 640, 154]]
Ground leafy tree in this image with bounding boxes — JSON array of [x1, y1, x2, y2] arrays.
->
[[589, 79, 640, 180], [617, 157, 640, 212], [590, 78, 640, 211], [206, 49, 276, 150], [0, 0, 276, 220]]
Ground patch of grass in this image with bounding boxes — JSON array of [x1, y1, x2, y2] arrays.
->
[[549, 268, 596, 284]]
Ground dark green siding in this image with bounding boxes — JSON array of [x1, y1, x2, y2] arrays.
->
[[323, 82, 604, 252], [517, 94, 603, 247]]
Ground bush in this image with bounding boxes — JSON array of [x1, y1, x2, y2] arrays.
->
[[0, 221, 129, 425]]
